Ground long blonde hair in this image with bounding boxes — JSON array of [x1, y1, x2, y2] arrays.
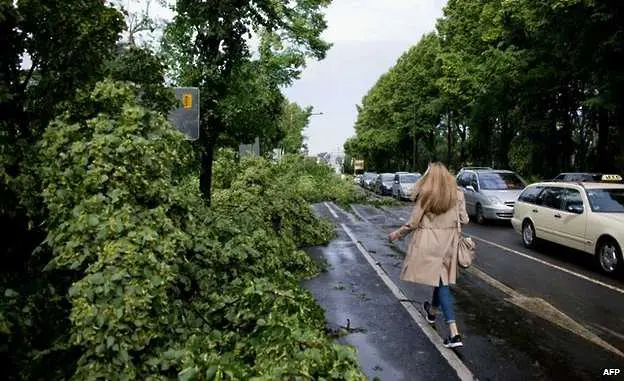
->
[[411, 162, 458, 215]]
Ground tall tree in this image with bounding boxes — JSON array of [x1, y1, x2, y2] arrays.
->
[[347, 0, 624, 178], [162, 0, 331, 204]]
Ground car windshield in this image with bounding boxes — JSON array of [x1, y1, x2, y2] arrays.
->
[[478, 172, 525, 190], [382, 174, 394, 181], [364, 173, 376, 179], [400, 174, 419, 183], [585, 188, 624, 213]]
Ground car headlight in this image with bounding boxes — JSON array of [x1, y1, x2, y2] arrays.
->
[[487, 196, 502, 205]]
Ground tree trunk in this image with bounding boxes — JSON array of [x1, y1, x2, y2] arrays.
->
[[429, 130, 436, 162], [413, 135, 419, 172], [561, 113, 572, 172], [200, 139, 215, 206], [596, 108, 610, 172], [199, 116, 221, 206], [412, 131, 416, 171], [499, 115, 514, 169], [446, 112, 453, 167], [458, 122, 466, 165]]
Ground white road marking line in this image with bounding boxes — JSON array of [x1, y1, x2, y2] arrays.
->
[[467, 234, 624, 295], [329, 202, 359, 224], [324, 202, 338, 219], [349, 205, 371, 224], [467, 266, 624, 358], [588, 322, 624, 343], [341, 223, 476, 381]]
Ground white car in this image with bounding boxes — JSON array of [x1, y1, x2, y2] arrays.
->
[[511, 178, 624, 274]]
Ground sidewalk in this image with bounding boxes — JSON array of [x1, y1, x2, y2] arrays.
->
[[303, 204, 463, 381]]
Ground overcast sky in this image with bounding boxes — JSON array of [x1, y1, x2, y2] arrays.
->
[[284, 0, 448, 155], [127, 0, 448, 155]]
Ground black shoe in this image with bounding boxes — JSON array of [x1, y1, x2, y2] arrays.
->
[[423, 302, 436, 324], [444, 335, 463, 348]]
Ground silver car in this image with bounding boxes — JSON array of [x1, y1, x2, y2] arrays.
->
[[456, 169, 527, 224], [392, 172, 421, 200]]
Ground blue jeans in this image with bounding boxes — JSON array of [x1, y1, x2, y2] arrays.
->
[[432, 279, 455, 323]]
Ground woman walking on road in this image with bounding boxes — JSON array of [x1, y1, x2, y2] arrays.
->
[[388, 162, 469, 348]]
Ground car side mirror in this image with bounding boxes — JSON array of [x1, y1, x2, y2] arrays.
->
[[466, 185, 475, 192], [567, 204, 584, 214]]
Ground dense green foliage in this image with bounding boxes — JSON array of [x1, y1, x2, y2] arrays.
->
[[346, 0, 624, 178], [3, 80, 366, 380], [1, 2, 126, 378], [0, 1, 370, 379]]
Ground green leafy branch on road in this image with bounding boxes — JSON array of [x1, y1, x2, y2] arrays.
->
[[0, 1, 391, 379]]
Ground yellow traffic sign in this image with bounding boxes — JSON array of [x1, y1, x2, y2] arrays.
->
[[182, 93, 193, 109]]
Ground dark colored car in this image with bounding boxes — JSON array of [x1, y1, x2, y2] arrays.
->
[[360, 172, 377, 189], [374, 173, 395, 195]]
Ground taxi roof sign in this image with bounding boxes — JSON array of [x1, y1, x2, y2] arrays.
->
[[601, 174, 623, 182]]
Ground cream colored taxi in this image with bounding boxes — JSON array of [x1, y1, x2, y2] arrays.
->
[[511, 176, 624, 275]]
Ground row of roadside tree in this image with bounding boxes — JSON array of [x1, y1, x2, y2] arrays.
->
[[344, 0, 624, 179]]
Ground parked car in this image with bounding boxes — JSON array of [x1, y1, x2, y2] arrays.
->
[[360, 172, 377, 189], [511, 179, 624, 275], [393, 172, 421, 200], [456, 169, 527, 224], [373, 173, 395, 195], [552, 172, 623, 184]]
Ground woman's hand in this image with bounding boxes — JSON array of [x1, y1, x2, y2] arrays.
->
[[388, 230, 400, 242]]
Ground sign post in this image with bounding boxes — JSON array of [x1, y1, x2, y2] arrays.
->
[[167, 87, 200, 140], [239, 137, 260, 156], [353, 159, 364, 175]]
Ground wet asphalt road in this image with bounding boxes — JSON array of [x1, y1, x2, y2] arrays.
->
[[304, 200, 624, 381]]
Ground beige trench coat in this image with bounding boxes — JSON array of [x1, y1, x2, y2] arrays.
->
[[395, 188, 469, 287]]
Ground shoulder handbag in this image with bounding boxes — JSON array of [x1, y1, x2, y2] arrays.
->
[[456, 203, 476, 268]]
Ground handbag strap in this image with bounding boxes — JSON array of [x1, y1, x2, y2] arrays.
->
[[455, 200, 461, 233], [456, 197, 462, 233]]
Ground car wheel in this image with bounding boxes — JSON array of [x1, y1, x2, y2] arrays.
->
[[522, 220, 537, 249], [476, 204, 486, 225], [596, 238, 623, 275]]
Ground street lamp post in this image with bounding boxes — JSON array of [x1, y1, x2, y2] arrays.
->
[[300, 112, 324, 156]]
